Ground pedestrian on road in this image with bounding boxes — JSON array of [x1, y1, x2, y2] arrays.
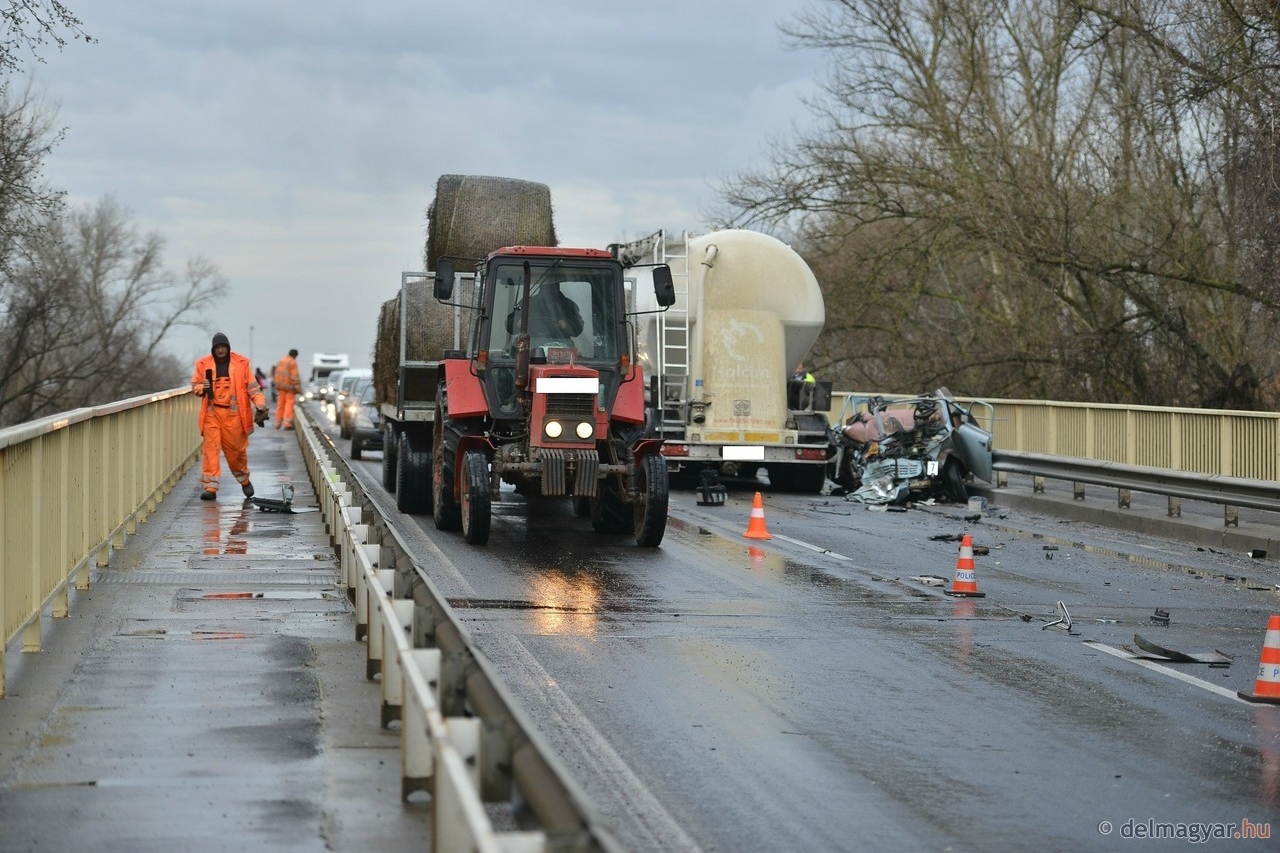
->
[[191, 332, 268, 501], [273, 348, 303, 429], [254, 367, 268, 390]]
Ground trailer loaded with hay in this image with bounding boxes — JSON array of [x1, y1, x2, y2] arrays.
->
[[374, 174, 678, 547]]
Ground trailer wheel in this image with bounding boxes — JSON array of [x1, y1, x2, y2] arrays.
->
[[396, 430, 432, 514], [382, 424, 398, 492], [590, 474, 633, 534], [432, 406, 463, 531], [460, 450, 492, 545], [634, 453, 669, 547]]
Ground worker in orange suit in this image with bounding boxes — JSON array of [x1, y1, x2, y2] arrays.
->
[[191, 332, 269, 501], [273, 348, 303, 429]]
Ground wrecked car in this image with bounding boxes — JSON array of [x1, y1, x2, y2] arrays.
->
[[827, 388, 994, 504]]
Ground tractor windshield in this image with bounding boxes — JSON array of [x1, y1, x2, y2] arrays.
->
[[487, 262, 622, 360]]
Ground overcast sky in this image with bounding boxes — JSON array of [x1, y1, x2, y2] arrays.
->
[[29, 1, 826, 375]]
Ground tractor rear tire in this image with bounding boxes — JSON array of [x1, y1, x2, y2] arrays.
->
[[433, 405, 463, 531], [591, 474, 634, 534], [634, 453, 669, 548], [460, 450, 492, 545]]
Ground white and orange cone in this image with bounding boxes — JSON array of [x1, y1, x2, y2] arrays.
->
[[944, 533, 985, 598], [1239, 614, 1280, 704], [743, 491, 772, 540]]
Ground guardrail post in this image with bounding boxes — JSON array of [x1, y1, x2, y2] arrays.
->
[[1225, 505, 1239, 527], [1168, 496, 1181, 517], [1033, 475, 1045, 494], [1118, 488, 1130, 509], [1073, 481, 1085, 500]]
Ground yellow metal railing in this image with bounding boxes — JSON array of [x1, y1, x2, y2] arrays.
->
[[0, 388, 200, 697]]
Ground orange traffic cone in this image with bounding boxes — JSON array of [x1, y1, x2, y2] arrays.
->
[[743, 492, 772, 540], [1239, 614, 1280, 704], [944, 533, 985, 598]]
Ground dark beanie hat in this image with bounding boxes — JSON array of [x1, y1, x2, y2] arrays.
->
[[211, 332, 230, 354], [289, 349, 298, 358]]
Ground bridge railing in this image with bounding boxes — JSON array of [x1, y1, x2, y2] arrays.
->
[[0, 387, 199, 697], [831, 391, 1280, 479]]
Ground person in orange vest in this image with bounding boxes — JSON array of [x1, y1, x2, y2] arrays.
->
[[191, 332, 269, 500], [273, 348, 303, 429]]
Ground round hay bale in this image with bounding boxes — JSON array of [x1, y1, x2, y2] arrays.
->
[[424, 174, 557, 271]]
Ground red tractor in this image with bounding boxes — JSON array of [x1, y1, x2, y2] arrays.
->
[[431, 247, 675, 546]]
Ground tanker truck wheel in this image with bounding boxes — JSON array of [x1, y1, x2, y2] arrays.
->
[[432, 406, 463, 531], [382, 424, 398, 492], [395, 430, 433, 515], [460, 450, 492, 545], [634, 453, 669, 548]]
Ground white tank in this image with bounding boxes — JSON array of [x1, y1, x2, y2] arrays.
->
[[685, 229, 824, 378]]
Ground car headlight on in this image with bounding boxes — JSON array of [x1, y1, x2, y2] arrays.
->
[[575, 421, 594, 440], [544, 420, 563, 439]]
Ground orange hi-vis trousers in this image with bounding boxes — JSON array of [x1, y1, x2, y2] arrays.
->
[[275, 390, 297, 428], [201, 405, 251, 493]]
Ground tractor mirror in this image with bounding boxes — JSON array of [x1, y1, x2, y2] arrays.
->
[[653, 265, 676, 307], [434, 259, 455, 300]]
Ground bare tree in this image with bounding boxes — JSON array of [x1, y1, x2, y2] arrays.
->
[[0, 197, 227, 425], [0, 1, 90, 75], [723, 0, 1280, 408]]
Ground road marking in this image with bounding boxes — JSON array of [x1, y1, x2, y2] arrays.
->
[[1083, 641, 1248, 704], [769, 533, 852, 560]]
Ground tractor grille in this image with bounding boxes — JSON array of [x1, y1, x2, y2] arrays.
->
[[546, 393, 596, 417]]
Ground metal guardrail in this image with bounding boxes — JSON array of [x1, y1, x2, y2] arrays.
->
[[0, 388, 199, 698], [295, 406, 618, 852], [992, 449, 1280, 516]]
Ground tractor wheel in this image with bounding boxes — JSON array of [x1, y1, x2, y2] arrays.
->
[[634, 453, 669, 548], [460, 450, 492, 545], [395, 430, 432, 514], [432, 404, 463, 531], [382, 424, 398, 492], [591, 474, 634, 534]]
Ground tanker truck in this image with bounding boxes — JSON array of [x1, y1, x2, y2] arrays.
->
[[612, 229, 832, 493]]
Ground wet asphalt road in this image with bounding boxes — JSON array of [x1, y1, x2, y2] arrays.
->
[[322, 404, 1280, 852]]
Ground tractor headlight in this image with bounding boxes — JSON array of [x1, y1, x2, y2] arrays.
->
[[544, 420, 563, 439], [575, 421, 594, 440]]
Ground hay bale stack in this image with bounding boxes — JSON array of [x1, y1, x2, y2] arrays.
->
[[372, 276, 478, 408], [424, 174, 557, 271]]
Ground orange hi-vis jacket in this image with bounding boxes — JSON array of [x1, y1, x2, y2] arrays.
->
[[192, 352, 265, 435], [274, 354, 302, 394]]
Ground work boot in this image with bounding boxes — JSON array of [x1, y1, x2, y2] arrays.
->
[[200, 490, 217, 501], [242, 482, 255, 498]]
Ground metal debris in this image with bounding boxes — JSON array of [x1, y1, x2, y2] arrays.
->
[[1042, 600, 1074, 633], [1150, 608, 1170, 627], [1124, 634, 1233, 666]]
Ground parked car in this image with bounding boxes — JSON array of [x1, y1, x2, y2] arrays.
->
[[827, 388, 994, 504], [349, 382, 384, 460], [339, 375, 372, 439]]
